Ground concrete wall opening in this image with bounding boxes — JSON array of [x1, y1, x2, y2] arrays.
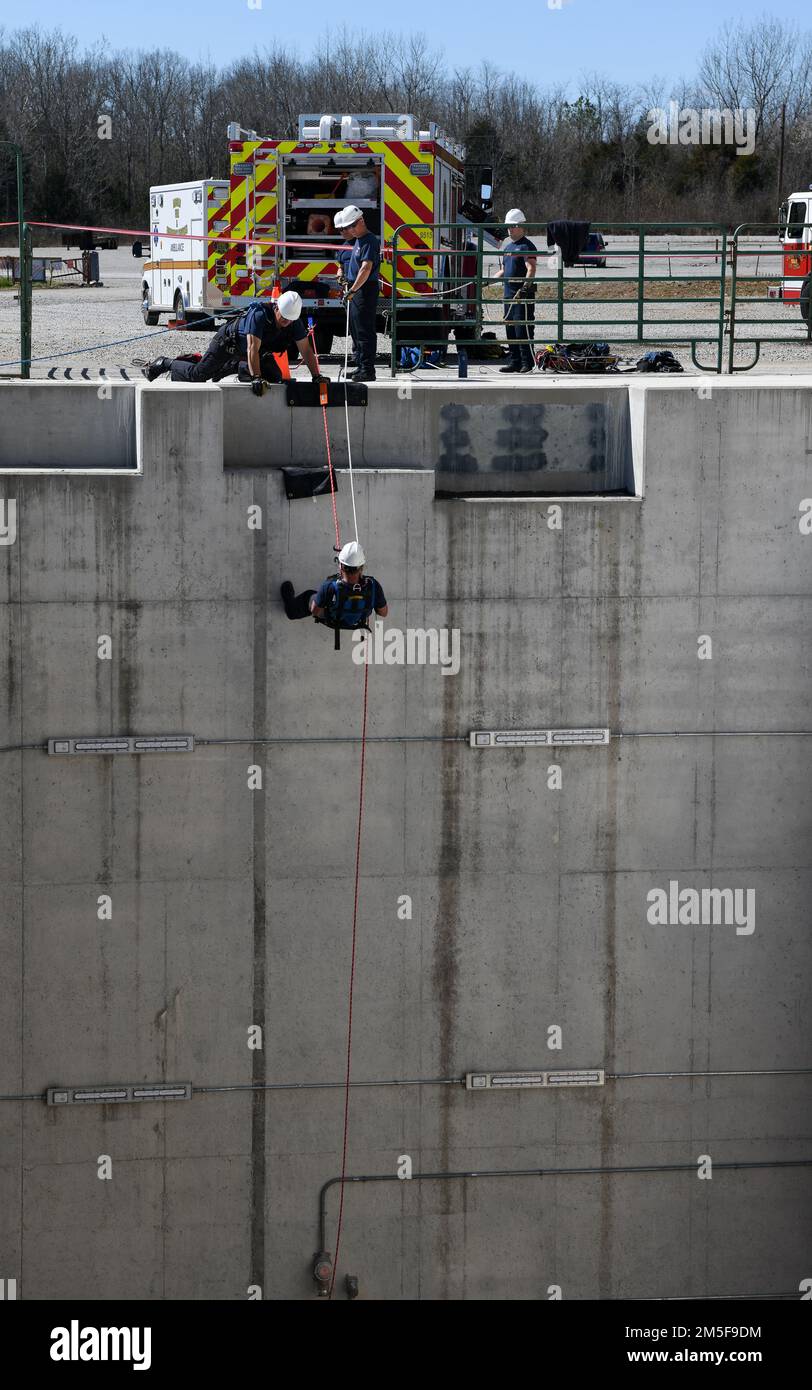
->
[[434, 386, 637, 497]]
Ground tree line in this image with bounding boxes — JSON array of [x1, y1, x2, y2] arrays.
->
[[0, 19, 811, 238]]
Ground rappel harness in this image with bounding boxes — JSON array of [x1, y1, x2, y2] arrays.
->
[[315, 575, 375, 651]]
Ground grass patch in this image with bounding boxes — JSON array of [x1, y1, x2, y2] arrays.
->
[[0, 277, 77, 290], [483, 277, 767, 303]]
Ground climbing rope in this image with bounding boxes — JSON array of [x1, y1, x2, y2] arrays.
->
[[343, 296, 360, 543], [307, 323, 341, 552], [328, 655, 369, 1298], [308, 302, 368, 1297]]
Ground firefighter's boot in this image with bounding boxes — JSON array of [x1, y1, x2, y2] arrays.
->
[[144, 357, 171, 381]]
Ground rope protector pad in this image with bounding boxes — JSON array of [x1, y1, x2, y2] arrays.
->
[[282, 468, 340, 501], [285, 381, 368, 408]]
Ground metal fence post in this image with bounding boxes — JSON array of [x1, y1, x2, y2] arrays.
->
[[0, 141, 29, 377], [728, 230, 738, 374], [637, 226, 645, 344], [717, 228, 727, 373], [20, 221, 32, 379], [390, 230, 399, 378]]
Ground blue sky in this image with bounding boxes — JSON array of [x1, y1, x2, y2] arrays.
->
[[3, 0, 793, 90]]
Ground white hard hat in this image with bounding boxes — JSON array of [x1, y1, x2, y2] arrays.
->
[[334, 205, 363, 229], [276, 289, 302, 319], [505, 208, 526, 225], [338, 541, 365, 567]]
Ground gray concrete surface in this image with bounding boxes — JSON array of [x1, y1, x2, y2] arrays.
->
[[0, 377, 811, 1300]]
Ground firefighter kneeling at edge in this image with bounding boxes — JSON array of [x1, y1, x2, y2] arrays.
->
[[143, 290, 328, 394], [280, 542, 388, 635]]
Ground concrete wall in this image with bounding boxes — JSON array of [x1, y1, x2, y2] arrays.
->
[[1, 378, 810, 1300]]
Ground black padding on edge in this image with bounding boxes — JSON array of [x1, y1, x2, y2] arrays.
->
[[285, 381, 368, 408], [282, 468, 339, 500]]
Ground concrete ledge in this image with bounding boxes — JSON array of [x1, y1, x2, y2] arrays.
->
[[0, 381, 138, 473]]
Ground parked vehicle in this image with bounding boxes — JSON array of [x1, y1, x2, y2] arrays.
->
[[778, 187, 812, 308], [575, 231, 608, 268], [136, 180, 229, 326]]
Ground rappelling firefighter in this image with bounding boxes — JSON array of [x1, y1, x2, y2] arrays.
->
[[280, 541, 388, 648], [143, 289, 328, 392]]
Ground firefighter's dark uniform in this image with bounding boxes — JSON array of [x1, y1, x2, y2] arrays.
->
[[503, 234, 537, 371], [340, 232, 380, 378], [165, 301, 308, 382]]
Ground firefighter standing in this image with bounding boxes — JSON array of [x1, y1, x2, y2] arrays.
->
[[495, 209, 538, 373], [143, 290, 327, 393], [333, 205, 380, 382]]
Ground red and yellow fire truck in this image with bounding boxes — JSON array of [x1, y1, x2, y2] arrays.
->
[[222, 112, 469, 353]]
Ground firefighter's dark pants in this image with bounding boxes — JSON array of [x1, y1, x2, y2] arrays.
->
[[168, 325, 284, 383], [349, 283, 377, 373], [505, 292, 535, 369], [282, 587, 316, 620]]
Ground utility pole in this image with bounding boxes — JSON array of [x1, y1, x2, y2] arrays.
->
[[776, 103, 786, 208], [0, 142, 31, 378]]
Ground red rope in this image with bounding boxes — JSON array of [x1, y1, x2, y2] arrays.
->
[[328, 656, 369, 1297], [308, 325, 341, 552]]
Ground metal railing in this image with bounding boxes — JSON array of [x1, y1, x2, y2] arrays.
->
[[388, 220, 812, 376], [728, 222, 812, 372]]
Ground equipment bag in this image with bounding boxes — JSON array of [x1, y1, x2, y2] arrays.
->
[[635, 350, 684, 373]]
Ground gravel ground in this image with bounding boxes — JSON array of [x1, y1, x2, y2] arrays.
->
[[0, 240, 810, 380]]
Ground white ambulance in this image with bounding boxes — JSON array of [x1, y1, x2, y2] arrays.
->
[[138, 180, 230, 325]]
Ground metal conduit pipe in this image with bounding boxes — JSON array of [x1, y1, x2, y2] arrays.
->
[[318, 1158, 812, 1252], [2, 1067, 811, 1103], [3, 731, 812, 755]]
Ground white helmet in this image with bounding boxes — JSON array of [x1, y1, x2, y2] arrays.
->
[[338, 540, 365, 568], [334, 205, 363, 229], [505, 208, 526, 225], [276, 289, 302, 319]]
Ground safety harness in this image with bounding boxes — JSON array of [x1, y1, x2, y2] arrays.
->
[[315, 575, 375, 650]]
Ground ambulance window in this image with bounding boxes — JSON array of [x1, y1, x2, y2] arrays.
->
[[787, 202, 807, 238]]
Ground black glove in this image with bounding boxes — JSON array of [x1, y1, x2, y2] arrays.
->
[[519, 281, 536, 300], [251, 376, 264, 397], [312, 373, 329, 386]]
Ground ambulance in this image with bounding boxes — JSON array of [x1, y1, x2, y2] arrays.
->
[[222, 113, 469, 354], [778, 186, 812, 318], [138, 180, 230, 325]]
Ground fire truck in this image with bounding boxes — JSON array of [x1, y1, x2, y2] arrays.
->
[[222, 113, 478, 354], [778, 186, 812, 320]]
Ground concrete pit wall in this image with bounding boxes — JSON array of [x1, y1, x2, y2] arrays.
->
[[0, 377, 810, 1299]]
